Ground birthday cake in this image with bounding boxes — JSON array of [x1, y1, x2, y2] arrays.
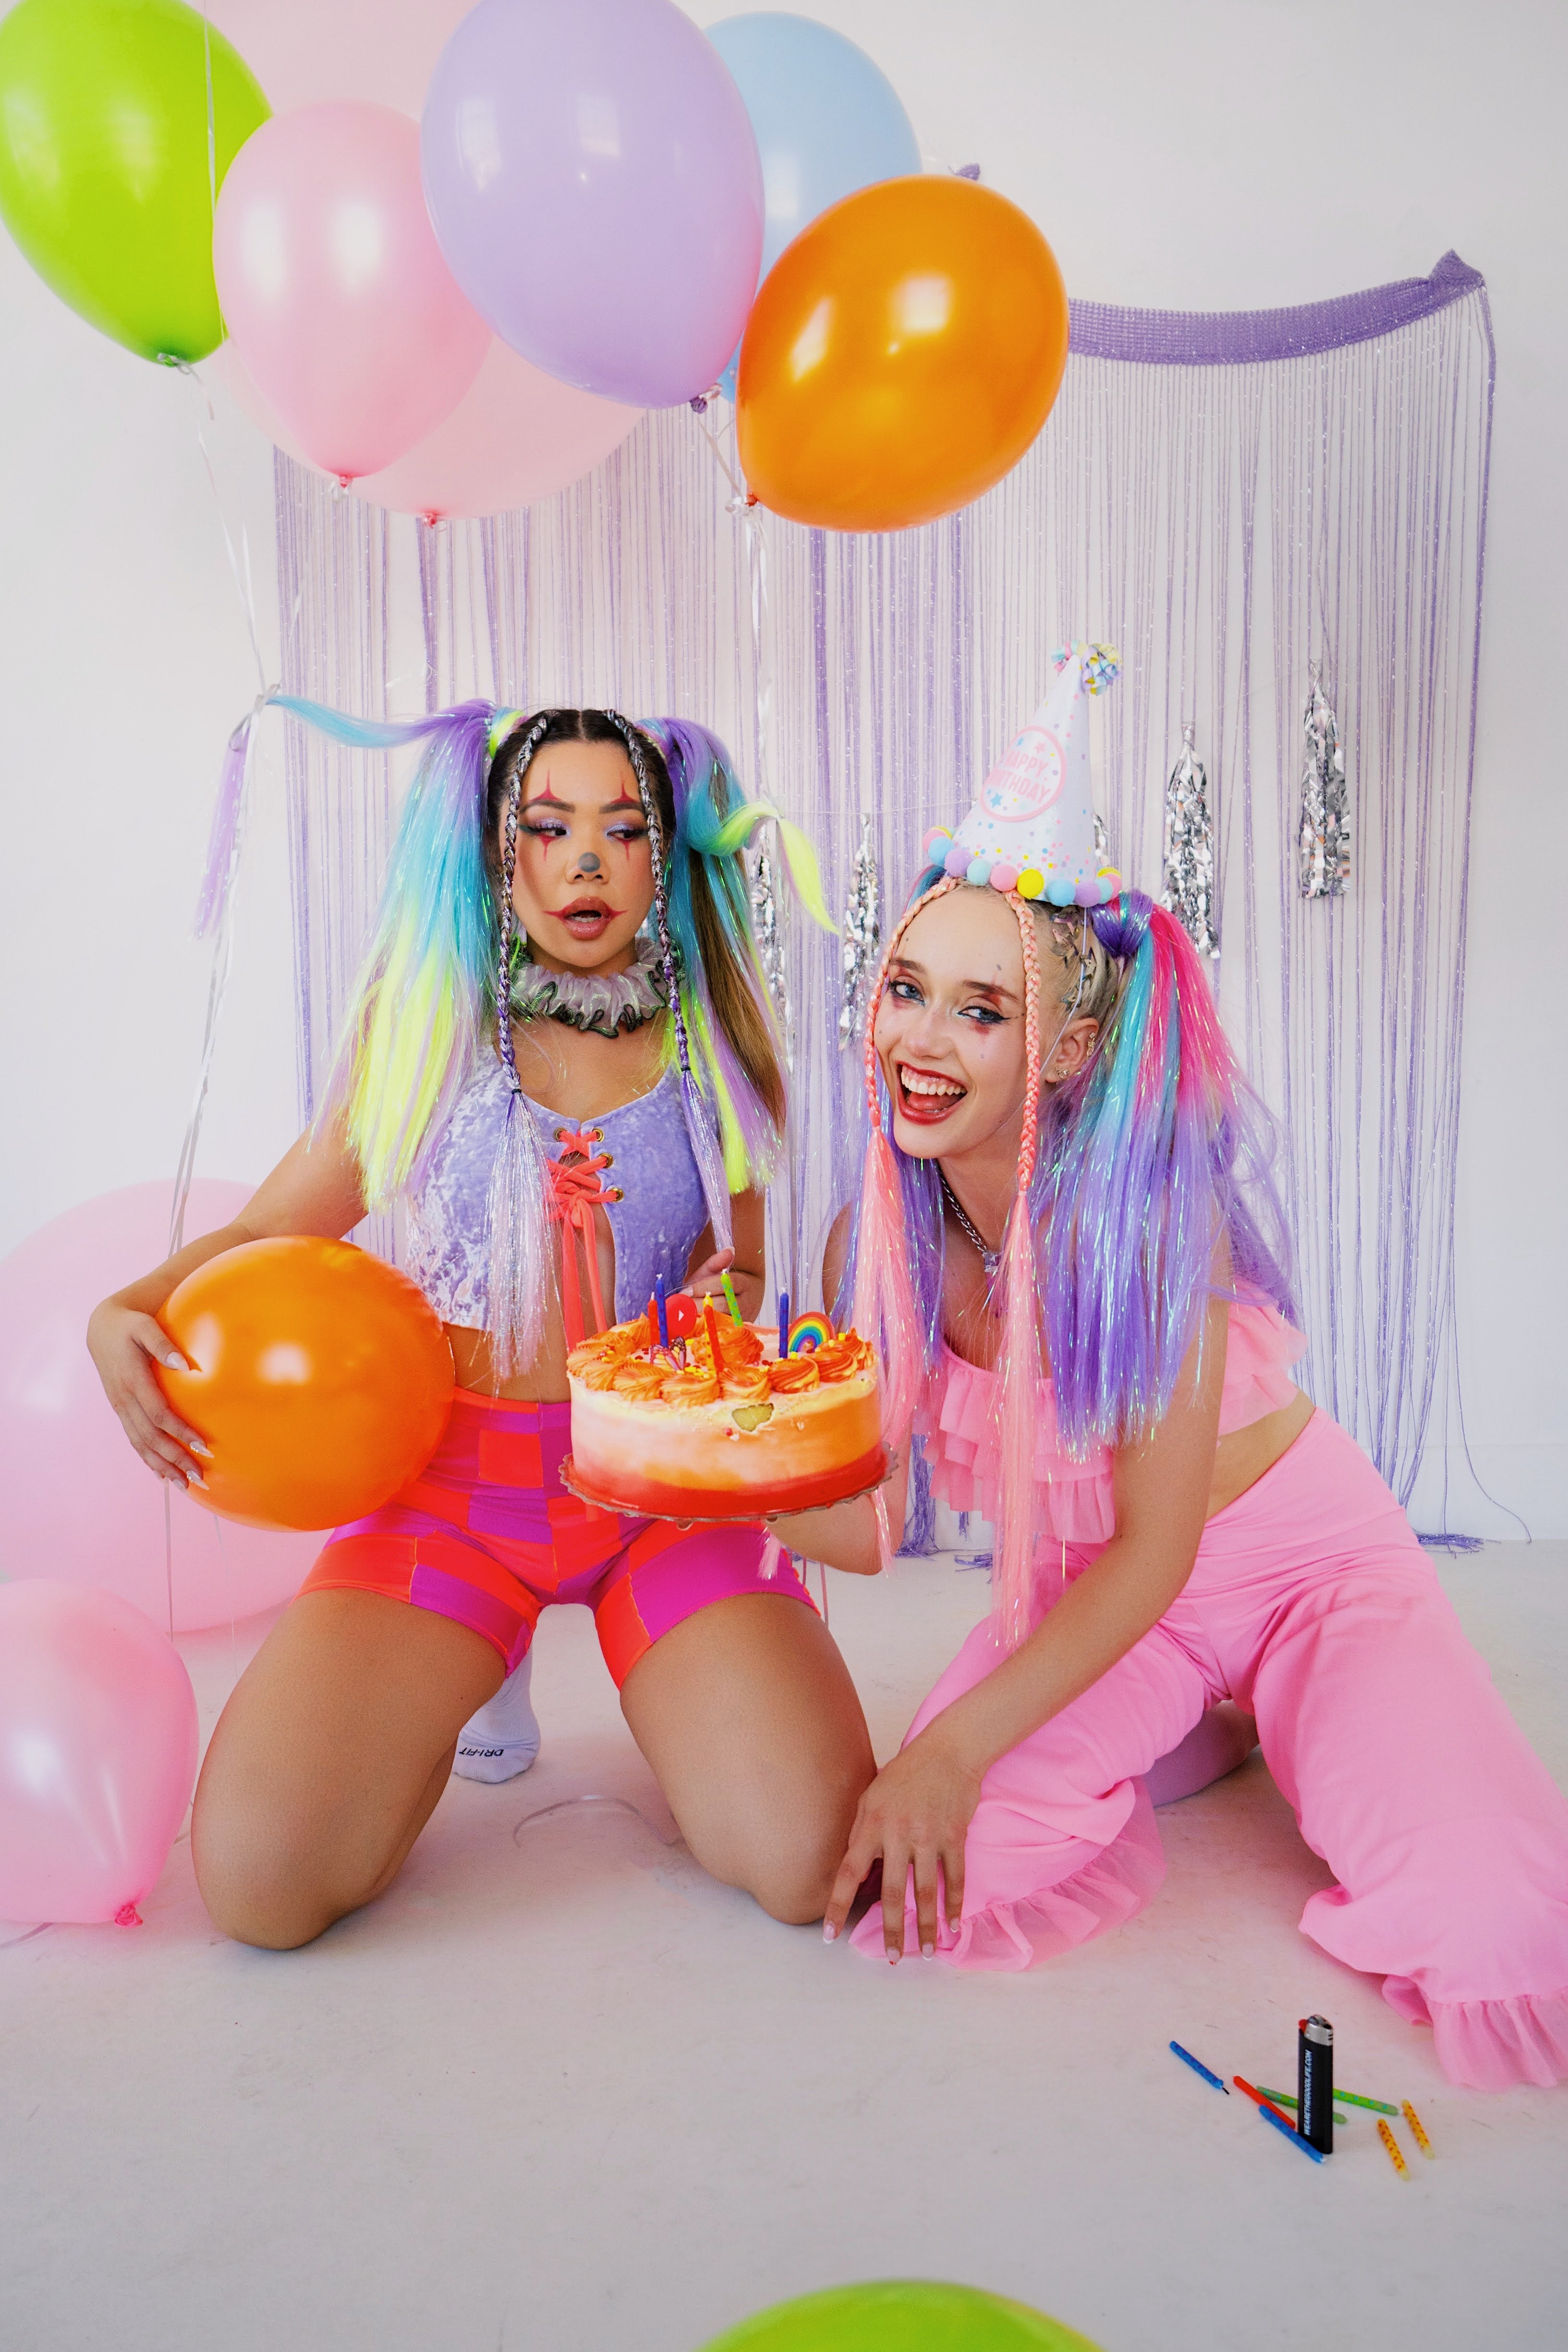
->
[[564, 1309, 886, 1520]]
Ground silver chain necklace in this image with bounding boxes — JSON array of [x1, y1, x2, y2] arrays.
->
[[939, 1169, 1003, 1280]]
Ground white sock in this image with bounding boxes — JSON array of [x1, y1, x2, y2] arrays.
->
[[453, 1652, 542, 1784]]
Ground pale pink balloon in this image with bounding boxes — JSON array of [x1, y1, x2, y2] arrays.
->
[[220, 337, 642, 522], [0, 1182, 318, 1631], [206, 0, 474, 118], [0, 1583, 198, 1926], [213, 102, 489, 481]]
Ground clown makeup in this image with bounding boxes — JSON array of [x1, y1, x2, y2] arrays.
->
[[873, 887, 1101, 1167], [505, 736, 656, 973]]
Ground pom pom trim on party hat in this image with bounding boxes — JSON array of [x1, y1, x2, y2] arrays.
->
[[920, 824, 1122, 908]]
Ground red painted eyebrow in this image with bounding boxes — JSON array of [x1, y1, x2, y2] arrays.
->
[[520, 788, 645, 814]]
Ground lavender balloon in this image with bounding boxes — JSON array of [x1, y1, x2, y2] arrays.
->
[[421, 0, 763, 409]]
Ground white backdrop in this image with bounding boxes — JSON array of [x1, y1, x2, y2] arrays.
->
[[0, 0, 1561, 1535]]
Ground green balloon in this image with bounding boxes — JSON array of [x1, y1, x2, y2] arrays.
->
[[0, 0, 269, 363], [695, 2282, 1106, 2352]]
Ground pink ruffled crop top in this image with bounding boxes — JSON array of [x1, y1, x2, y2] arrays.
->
[[921, 1293, 1308, 1546]]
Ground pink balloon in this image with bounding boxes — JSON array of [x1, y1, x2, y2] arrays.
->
[[220, 336, 641, 522], [212, 102, 489, 481], [206, 0, 473, 118], [0, 1182, 319, 1631], [0, 1584, 198, 1925]]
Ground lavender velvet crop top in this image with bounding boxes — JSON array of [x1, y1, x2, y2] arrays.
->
[[402, 1055, 711, 1333]]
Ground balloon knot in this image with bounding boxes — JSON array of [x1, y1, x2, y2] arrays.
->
[[956, 162, 982, 180], [113, 1903, 144, 1928], [689, 394, 709, 414]]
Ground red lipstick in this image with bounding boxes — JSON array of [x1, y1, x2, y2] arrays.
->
[[893, 1062, 968, 1126]]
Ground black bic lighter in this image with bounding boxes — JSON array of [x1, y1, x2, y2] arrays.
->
[[1298, 2014, 1334, 2153]]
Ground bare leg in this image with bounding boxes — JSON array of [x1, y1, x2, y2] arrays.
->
[[620, 1593, 875, 1925], [192, 1589, 505, 1950]]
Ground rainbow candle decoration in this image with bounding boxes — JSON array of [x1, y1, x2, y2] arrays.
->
[[721, 1271, 742, 1324], [786, 1309, 835, 1355], [1401, 2101, 1434, 2159], [1377, 2120, 1410, 2180]]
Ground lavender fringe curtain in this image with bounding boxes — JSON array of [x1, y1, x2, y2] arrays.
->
[[274, 252, 1494, 1515]]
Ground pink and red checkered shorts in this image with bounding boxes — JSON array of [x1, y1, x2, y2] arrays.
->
[[302, 1387, 814, 1688]]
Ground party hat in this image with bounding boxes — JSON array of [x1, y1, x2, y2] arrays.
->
[[924, 643, 1122, 907]]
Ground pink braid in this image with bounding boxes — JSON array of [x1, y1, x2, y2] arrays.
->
[[852, 876, 959, 1449], [859, 875, 960, 1125], [993, 891, 1047, 1647]]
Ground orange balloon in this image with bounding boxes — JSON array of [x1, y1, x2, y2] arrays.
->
[[158, 1237, 454, 1532], [736, 176, 1068, 533]]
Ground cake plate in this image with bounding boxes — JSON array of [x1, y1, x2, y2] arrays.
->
[[557, 1450, 891, 1528]]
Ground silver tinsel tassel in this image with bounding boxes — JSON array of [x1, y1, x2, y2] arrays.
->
[[1160, 721, 1219, 958], [838, 816, 881, 1048], [484, 1091, 555, 1380], [748, 835, 792, 1067], [1299, 663, 1350, 897]]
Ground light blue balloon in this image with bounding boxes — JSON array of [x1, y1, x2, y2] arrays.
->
[[708, 12, 922, 399]]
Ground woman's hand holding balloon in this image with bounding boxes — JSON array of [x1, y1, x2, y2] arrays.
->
[[85, 1297, 207, 1487]]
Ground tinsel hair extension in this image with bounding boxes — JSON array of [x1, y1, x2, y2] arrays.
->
[[267, 697, 504, 1203], [641, 717, 831, 1194], [1038, 890, 1294, 1455], [850, 875, 960, 1449]]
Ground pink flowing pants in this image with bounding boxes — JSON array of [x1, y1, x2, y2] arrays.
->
[[853, 1411, 1568, 2091]]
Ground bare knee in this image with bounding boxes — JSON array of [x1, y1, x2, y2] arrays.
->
[[192, 1778, 380, 1951], [714, 1807, 851, 1927]]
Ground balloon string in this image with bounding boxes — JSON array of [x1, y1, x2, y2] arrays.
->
[[690, 408, 747, 504], [687, 410, 799, 1297], [163, 1481, 175, 1641], [157, 359, 275, 1255]]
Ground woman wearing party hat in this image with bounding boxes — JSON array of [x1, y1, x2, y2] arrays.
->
[[89, 702, 876, 1948], [786, 647, 1568, 2092]]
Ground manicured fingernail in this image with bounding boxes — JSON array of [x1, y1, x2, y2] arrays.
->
[[186, 1472, 207, 1490], [886, 1949, 899, 1965], [922, 1941, 935, 1959], [189, 1439, 213, 1458], [821, 1922, 837, 1943], [163, 1351, 190, 1371]]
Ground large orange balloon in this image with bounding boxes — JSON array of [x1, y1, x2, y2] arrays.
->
[[736, 176, 1068, 533], [157, 1238, 454, 1532]]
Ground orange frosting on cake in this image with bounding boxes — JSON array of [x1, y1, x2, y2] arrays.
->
[[565, 1314, 885, 1519]]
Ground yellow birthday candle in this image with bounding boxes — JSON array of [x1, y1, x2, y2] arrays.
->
[[1401, 2101, 1435, 2159], [1377, 2120, 1410, 2180]]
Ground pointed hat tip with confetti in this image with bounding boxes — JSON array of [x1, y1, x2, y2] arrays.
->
[[922, 643, 1123, 906]]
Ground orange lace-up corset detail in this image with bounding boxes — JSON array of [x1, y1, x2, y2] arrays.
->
[[546, 1125, 624, 1347]]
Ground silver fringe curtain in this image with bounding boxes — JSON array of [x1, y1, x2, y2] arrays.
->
[[274, 252, 1494, 1513]]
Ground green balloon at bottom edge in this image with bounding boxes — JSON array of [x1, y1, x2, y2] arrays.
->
[[694, 2280, 1106, 2352]]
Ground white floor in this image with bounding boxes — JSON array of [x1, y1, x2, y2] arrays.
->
[[3, 1545, 1567, 2352]]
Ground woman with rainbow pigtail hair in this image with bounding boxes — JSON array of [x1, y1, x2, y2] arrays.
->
[[788, 648, 1568, 2094], [88, 696, 877, 1953]]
